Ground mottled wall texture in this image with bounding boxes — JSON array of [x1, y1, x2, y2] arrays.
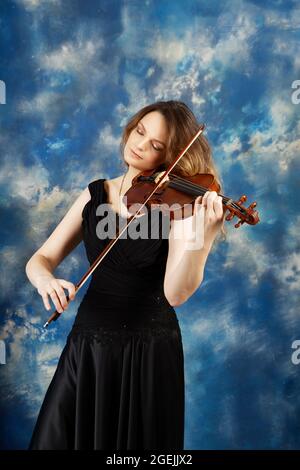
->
[[1, 0, 299, 450]]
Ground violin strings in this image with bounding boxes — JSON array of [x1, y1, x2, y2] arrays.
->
[[173, 175, 245, 213], [169, 173, 225, 199], [171, 175, 241, 210], [168, 173, 244, 213]]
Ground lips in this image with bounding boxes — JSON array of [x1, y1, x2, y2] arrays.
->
[[131, 149, 142, 159]]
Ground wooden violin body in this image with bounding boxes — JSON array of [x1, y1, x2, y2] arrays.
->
[[123, 169, 260, 228]]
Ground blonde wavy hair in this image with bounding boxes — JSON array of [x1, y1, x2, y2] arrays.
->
[[119, 100, 226, 242]]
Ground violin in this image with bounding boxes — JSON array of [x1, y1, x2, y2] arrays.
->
[[123, 169, 260, 228], [43, 124, 260, 328]]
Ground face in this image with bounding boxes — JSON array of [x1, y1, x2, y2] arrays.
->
[[124, 111, 168, 171]]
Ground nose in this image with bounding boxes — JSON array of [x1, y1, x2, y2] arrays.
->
[[137, 136, 148, 151]]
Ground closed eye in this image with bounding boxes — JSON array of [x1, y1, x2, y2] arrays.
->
[[136, 127, 162, 151]]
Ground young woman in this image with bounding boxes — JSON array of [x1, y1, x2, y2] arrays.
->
[[26, 100, 225, 450]]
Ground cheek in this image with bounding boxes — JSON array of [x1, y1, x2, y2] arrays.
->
[[125, 135, 134, 150], [153, 152, 162, 160], [126, 132, 134, 144], [153, 149, 166, 160], [149, 153, 165, 167]]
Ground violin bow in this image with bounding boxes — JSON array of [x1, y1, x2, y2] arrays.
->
[[43, 124, 206, 327]]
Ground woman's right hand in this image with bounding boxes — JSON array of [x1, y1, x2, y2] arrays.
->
[[36, 274, 76, 313]]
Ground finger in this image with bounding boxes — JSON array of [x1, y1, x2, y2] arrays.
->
[[201, 191, 210, 206], [193, 195, 202, 212], [41, 293, 51, 311], [59, 280, 76, 301], [194, 195, 202, 205], [203, 190, 216, 209], [48, 289, 64, 313], [214, 196, 224, 219], [192, 195, 203, 216], [206, 191, 218, 215], [206, 190, 218, 201], [53, 281, 69, 309], [49, 280, 66, 311]]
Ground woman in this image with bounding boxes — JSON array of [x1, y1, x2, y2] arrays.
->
[[26, 100, 225, 450]]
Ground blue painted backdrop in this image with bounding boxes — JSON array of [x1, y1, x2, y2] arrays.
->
[[0, 0, 299, 450]]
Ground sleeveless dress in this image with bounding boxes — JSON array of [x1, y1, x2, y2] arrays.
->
[[28, 178, 185, 450]]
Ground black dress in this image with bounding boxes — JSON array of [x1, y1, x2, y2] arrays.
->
[[28, 178, 185, 450]]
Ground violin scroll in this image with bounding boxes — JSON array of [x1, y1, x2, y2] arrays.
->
[[224, 194, 260, 229]]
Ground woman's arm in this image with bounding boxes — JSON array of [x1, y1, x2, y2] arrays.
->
[[25, 185, 92, 310], [164, 191, 224, 307]]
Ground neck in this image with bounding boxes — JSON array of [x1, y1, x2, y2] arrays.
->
[[122, 165, 142, 190]]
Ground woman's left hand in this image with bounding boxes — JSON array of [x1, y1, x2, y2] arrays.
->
[[193, 190, 225, 248]]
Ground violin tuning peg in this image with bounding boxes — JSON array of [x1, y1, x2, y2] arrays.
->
[[234, 219, 245, 228], [225, 212, 235, 221], [248, 201, 257, 209], [238, 195, 247, 205]]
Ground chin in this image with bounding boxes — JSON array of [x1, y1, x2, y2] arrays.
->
[[125, 151, 142, 164], [124, 157, 142, 170]]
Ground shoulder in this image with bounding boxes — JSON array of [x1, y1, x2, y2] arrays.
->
[[103, 176, 123, 200], [86, 178, 106, 197], [79, 178, 105, 211], [104, 176, 121, 190]]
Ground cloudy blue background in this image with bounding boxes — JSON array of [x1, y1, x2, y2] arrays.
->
[[1, 0, 300, 450]]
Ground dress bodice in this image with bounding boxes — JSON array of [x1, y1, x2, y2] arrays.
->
[[81, 178, 172, 305]]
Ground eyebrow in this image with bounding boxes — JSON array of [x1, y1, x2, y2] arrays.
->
[[139, 121, 166, 147]]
